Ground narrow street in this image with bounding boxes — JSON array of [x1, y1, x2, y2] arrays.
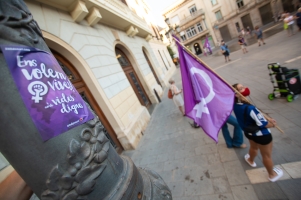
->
[[123, 28, 301, 200]]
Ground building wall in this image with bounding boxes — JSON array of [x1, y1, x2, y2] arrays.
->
[[22, 0, 175, 151]]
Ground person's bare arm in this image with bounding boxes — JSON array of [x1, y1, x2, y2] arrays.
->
[[0, 170, 33, 200]]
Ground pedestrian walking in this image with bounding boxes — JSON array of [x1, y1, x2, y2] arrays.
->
[[284, 13, 295, 36], [238, 35, 248, 54], [169, 79, 185, 116], [220, 40, 231, 63], [241, 28, 245, 37], [232, 83, 283, 182], [254, 26, 266, 46], [221, 114, 247, 148], [296, 8, 301, 32]]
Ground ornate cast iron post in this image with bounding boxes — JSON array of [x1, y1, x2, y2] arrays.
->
[[0, 0, 172, 199]]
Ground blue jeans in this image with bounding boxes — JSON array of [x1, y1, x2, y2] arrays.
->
[[222, 115, 244, 148]]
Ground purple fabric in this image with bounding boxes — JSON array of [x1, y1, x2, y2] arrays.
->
[[174, 37, 235, 142], [203, 36, 212, 54], [1, 45, 94, 141]]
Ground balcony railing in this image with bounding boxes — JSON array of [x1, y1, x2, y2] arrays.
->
[[179, 9, 205, 26]]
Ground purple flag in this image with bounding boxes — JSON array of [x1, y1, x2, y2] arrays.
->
[[174, 36, 235, 142], [1, 45, 94, 141], [203, 36, 212, 54]]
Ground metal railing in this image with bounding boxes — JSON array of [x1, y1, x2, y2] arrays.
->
[[179, 9, 205, 26]]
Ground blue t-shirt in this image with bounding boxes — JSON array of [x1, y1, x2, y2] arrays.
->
[[220, 45, 229, 53], [233, 103, 270, 136]]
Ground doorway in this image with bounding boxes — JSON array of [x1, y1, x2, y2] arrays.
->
[[282, 0, 295, 12], [194, 43, 202, 55], [143, 50, 161, 86], [52, 51, 124, 153], [241, 14, 254, 31], [219, 25, 232, 42], [259, 3, 273, 25], [115, 48, 151, 108]]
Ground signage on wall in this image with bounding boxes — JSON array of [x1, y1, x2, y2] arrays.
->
[[1, 45, 94, 141]]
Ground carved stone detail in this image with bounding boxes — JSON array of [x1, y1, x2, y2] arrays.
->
[[0, 0, 43, 46], [41, 116, 110, 200]]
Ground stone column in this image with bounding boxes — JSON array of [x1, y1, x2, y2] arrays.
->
[[0, 0, 172, 199]]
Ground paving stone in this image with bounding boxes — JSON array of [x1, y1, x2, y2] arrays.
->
[[231, 185, 259, 200], [156, 152, 174, 163], [245, 165, 291, 184], [166, 181, 185, 197], [207, 153, 222, 165], [173, 196, 199, 200], [252, 182, 288, 200], [281, 161, 301, 179], [203, 164, 226, 178], [199, 193, 234, 200], [211, 177, 232, 194], [277, 179, 301, 200], [195, 144, 218, 155], [184, 173, 215, 196], [223, 160, 250, 186], [156, 170, 174, 183], [218, 144, 239, 163], [184, 155, 209, 169], [164, 159, 186, 171], [173, 168, 200, 182], [175, 148, 196, 160], [144, 161, 165, 173]]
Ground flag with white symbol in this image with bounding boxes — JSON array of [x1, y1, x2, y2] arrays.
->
[[174, 36, 235, 142]]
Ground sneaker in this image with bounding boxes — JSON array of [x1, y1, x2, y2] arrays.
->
[[263, 43, 266, 45], [259, 44, 261, 46], [268, 167, 283, 182]]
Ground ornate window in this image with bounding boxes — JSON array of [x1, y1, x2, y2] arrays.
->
[[189, 5, 197, 15], [197, 22, 203, 32], [215, 10, 223, 21], [211, 0, 217, 6], [237, 0, 244, 8], [186, 26, 197, 38]]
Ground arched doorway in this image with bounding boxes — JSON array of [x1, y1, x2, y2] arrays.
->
[[115, 48, 151, 108], [194, 43, 202, 55], [52, 50, 124, 153], [143, 49, 161, 86]]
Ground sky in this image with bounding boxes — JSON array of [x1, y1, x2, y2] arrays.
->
[[145, 0, 180, 28]]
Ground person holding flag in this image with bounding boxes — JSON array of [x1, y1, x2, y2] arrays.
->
[[203, 36, 212, 55], [173, 35, 234, 143], [232, 83, 283, 182]]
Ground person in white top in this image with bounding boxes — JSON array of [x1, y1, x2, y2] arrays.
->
[[284, 13, 295, 36], [169, 79, 185, 116]]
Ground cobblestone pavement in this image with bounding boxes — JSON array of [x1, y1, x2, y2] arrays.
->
[[123, 29, 301, 200]]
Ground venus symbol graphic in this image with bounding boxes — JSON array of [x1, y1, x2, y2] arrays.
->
[[190, 66, 215, 119], [28, 81, 48, 103]]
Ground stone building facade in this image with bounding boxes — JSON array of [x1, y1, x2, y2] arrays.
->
[[162, 0, 298, 55]]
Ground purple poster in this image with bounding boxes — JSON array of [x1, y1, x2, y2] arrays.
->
[[1, 45, 94, 141]]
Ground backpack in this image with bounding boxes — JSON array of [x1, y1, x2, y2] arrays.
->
[[168, 89, 173, 99]]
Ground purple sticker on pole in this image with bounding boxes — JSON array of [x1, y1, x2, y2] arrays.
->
[[1, 45, 94, 141]]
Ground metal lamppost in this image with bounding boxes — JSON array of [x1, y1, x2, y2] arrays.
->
[[0, 0, 172, 199]]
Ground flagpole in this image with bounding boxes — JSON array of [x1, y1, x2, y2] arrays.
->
[[172, 37, 284, 134]]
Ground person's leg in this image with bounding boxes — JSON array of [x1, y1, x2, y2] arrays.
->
[[248, 139, 259, 165], [221, 121, 233, 148], [227, 115, 244, 147], [261, 38, 265, 44], [258, 39, 261, 46], [258, 142, 277, 179], [178, 106, 184, 115]]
